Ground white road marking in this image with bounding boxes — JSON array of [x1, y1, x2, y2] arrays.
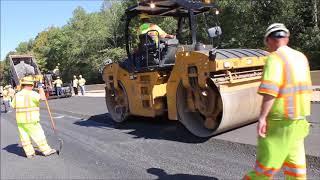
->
[[53, 115, 64, 119]]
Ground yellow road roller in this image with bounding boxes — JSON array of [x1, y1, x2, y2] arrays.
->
[[102, 0, 268, 137]]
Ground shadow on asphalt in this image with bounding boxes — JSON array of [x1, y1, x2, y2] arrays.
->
[[3, 144, 26, 157], [74, 113, 209, 143], [147, 168, 218, 180]]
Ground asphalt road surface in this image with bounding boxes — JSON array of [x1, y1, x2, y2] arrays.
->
[[1, 96, 319, 179]]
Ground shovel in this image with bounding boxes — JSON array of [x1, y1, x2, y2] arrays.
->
[[44, 98, 63, 155]]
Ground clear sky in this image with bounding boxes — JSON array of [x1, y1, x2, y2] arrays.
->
[[1, 0, 104, 60]]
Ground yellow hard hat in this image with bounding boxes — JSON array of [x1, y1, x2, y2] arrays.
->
[[21, 76, 34, 85], [139, 13, 150, 20]]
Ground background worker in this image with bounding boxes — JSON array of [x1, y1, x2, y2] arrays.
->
[[53, 76, 63, 97], [72, 75, 79, 95], [78, 75, 86, 96], [11, 76, 56, 158], [244, 23, 312, 179], [2, 85, 11, 113], [52, 64, 60, 76], [8, 85, 15, 101]]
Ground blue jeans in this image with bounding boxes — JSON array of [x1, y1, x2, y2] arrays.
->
[[56, 87, 62, 96], [79, 86, 85, 95]]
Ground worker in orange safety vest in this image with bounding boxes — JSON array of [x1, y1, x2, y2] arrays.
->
[[244, 23, 312, 179], [12, 76, 57, 158]]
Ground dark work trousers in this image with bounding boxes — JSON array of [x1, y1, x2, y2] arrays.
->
[[73, 87, 78, 95]]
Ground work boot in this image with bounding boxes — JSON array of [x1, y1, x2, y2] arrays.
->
[[26, 154, 35, 159], [43, 149, 57, 156]]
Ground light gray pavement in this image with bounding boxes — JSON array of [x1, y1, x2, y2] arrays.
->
[[44, 95, 320, 157], [1, 71, 319, 179], [215, 104, 320, 157], [1, 96, 319, 179]]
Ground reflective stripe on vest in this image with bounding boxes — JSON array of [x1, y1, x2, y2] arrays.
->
[[276, 50, 311, 119], [260, 81, 312, 97], [25, 95, 31, 122], [16, 107, 40, 113], [15, 91, 40, 123]]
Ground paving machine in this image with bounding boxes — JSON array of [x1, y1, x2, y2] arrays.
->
[[9, 55, 72, 98], [102, 0, 269, 137]]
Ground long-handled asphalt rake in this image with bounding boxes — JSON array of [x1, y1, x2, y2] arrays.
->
[[44, 99, 63, 155]]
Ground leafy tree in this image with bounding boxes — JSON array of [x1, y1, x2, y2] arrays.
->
[[0, 51, 16, 85], [3, 0, 319, 86], [15, 39, 34, 54]]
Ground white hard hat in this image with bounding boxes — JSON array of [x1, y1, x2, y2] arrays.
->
[[264, 23, 290, 43]]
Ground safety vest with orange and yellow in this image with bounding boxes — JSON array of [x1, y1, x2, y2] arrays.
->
[[258, 46, 312, 120], [12, 89, 41, 123], [138, 23, 167, 43]]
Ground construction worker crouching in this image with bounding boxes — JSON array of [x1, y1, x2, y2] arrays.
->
[[78, 75, 86, 96], [244, 23, 312, 179], [53, 76, 63, 97], [72, 75, 79, 95], [11, 76, 56, 158]]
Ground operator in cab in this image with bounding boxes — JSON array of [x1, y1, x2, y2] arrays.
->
[[138, 13, 175, 43], [138, 13, 178, 66]]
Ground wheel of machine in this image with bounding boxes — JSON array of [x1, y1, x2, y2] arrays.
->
[[176, 81, 223, 137], [105, 82, 130, 122]]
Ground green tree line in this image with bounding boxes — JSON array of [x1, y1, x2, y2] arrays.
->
[[1, 0, 319, 85]]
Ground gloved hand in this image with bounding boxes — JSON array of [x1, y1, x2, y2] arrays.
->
[[37, 83, 44, 89]]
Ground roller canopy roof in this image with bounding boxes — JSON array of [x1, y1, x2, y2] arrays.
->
[[125, 0, 218, 18]]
